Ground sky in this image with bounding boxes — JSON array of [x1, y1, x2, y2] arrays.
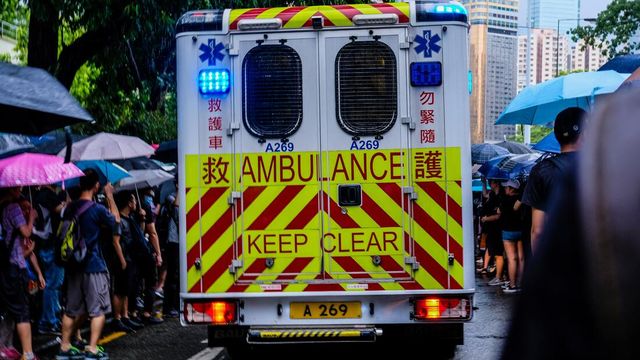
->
[[519, 0, 613, 26]]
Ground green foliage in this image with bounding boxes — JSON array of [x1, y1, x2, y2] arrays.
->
[[508, 125, 553, 144], [571, 0, 640, 58]]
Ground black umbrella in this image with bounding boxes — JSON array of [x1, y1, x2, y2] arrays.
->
[[0, 62, 92, 135], [153, 139, 177, 164], [598, 54, 640, 74], [113, 156, 163, 171], [495, 141, 533, 154], [30, 130, 87, 155]]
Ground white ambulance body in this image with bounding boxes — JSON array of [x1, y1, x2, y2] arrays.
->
[[176, 0, 474, 351]]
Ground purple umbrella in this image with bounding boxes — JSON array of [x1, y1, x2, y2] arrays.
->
[[0, 153, 84, 187]]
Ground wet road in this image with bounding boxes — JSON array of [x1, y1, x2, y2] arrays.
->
[[37, 273, 515, 360]]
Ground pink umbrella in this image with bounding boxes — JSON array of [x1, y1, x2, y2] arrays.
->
[[0, 153, 84, 187]]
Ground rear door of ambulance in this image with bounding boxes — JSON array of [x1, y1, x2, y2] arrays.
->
[[228, 31, 323, 290], [319, 27, 415, 287]]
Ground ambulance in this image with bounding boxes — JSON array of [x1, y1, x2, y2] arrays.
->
[[175, 0, 474, 353]]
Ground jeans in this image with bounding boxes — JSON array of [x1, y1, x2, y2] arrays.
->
[[38, 247, 64, 328]]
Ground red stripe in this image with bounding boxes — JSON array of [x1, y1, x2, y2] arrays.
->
[[247, 185, 305, 230], [323, 192, 360, 228], [229, 8, 270, 29], [334, 5, 364, 19], [304, 274, 345, 292], [455, 181, 462, 187], [373, 3, 410, 23], [236, 186, 267, 257], [277, 257, 315, 281], [330, 257, 384, 290], [378, 255, 409, 278], [237, 259, 269, 281], [191, 245, 234, 293], [417, 182, 462, 226], [399, 281, 424, 290], [412, 240, 449, 289], [186, 187, 227, 233], [412, 203, 463, 264], [360, 191, 399, 228], [285, 193, 319, 230], [377, 182, 407, 213]]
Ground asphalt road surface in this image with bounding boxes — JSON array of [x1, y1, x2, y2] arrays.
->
[[37, 274, 515, 360]]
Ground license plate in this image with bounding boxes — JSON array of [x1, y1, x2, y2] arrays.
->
[[290, 302, 361, 319]]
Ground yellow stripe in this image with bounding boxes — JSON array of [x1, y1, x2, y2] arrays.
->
[[353, 4, 383, 15], [284, 6, 315, 28], [389, 2, 410, 17], [256, 7, 287, 19], [413, 264, 445, 289], [229, 8, 254, 24], [98, 331, 126, 345], [317, 6, 353, 27], [267, 186, 319, 230], [241, 186, 282, 229], [187, 265, 201, 291], [186, 188, 230, 255]]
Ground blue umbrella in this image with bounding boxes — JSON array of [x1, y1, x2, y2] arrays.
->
[[471, 143, 510, 165], [478, 153, 540, 180], [63, 160, 130, 187], [532, 133, 560, 154], [598, 54, 640, 74], [496, 70, 629, 125]]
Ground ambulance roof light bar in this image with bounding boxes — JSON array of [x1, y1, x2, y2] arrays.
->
[[415, 1, 468, 23], [176, 10, 224, 33], [237, 18, 282, 31]]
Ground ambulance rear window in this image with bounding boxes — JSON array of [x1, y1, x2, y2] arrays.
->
[[336, 41, 397, 135], [242, 45, 303, 139]]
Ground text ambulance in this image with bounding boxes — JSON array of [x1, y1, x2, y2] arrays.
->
[[176, 0, 474, 352]]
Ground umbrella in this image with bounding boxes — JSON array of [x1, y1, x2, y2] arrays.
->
[[31, 130, 87, 155], [598, 54, 640, 74], [495, 70, 629, 125], [57, 132, 155, 161], [116, 169, 174, 191], [471, 143, 510, 165], [62, 160, 130, 187], [0, 153, 84, 187], [113, 156, 163, 171], [478, 153, 540, 180], [153, 139, 177, 164], [0, 133, 35, 159], [0, 62, 93, 135], [532, 133, 560, 154], [495, 141, 533, 154]]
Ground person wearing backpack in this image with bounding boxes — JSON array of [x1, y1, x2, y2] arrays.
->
[[0, 187, 39, 360], [31, 185, 65, 336], [521, 107, 585, 254], [56, 170, 120, 360]]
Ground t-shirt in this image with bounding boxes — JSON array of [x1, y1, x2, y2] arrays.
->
[[167, 206, 179, 244], [522, 152, 577, 211], [500, 195, 522, 232], [2, 203, 26, 269], [118, 215, 135, 263], [32, 187, 62, 243], [69, 200, 116, 273], [480, 191, 501, 235], [142, 196, 156, 225]]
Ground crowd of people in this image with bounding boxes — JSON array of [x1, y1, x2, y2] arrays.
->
[[475, 106, 585, 295], [0, 169, 180, 360]]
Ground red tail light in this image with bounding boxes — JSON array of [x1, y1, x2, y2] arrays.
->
[[184, 300, 237, 324], [413, 297, 471, 320]]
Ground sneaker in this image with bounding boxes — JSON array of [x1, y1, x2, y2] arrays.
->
[[113, 319, 135, 334], [154, 290, 164, 299], [122, 317, 144, 330], [56, 346, 85, 360], [487, 277, 503, 286], [0, 347, 22, 360], [503, 286, 522, 294], [487, 264, 496, 273], [144, 315, 164, 325], [38, 324, 62, 336], [84, 348, 109, 360], [165, 309, 180, 318], [21, 353, 39, 360]]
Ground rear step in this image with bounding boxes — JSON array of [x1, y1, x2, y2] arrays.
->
[[247, 327, 382, 343]]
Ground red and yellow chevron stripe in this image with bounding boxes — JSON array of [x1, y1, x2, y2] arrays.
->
[[229, 3, 410, 30], [184, 148, 463, 294]]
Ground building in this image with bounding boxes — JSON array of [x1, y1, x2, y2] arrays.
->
[[517, 29, 570, 92], [464, 0, 518, 143], [571, 39, 608, 72], [0, 19, 18, 63], [529, 0, 580, 37]]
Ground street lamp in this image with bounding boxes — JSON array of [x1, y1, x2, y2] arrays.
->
[[555, 17, 597, 76]]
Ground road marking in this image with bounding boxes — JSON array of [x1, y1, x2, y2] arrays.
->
[[187, 347, 224, 360], [98, 332, 126, 345]]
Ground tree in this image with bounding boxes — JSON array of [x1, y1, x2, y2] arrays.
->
[[508, 125, 553, 144], [571, 0, 640, 58]]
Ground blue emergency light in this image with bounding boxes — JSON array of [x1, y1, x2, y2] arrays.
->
[[416, 1, 468, 23], [410, 62, 442, 87], [198, 69, 230, 95]]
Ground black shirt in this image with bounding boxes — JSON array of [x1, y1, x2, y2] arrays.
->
[[118, 215, 135, 262], [500, 195, 522, 232], [522, 152, 577, 211], [480, 191, 501, 235]]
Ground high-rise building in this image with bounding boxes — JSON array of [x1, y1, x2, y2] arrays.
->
[[529, 0, 580, 36], [464, 0, 518, 143], [517, 29, 570, 92], [571, 39, 608, 72]]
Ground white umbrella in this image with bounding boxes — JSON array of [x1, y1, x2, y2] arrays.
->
[[57, 132, 155, 161], [116, 169, 174, 191]]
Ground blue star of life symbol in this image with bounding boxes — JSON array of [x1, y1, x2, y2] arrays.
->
[[414, 30, 441, 58], [199, 39, 225, 66]]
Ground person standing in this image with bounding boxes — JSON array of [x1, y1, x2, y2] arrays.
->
[[522, 107, 585, 253], [0, 187, 40, 360], [31, 185, 65, 335], [159, 191, 179, 317], [480, 179, 505, 286], [56, 170, 119, 360], [499, 179, 524, 294]]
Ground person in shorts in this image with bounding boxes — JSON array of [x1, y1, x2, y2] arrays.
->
[[499, 179, 524, 294], [480, 179, 505, 286], [57, 170, 120, 360]]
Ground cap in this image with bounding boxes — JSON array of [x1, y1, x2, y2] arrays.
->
[[501, 179, 520, 189], [554, 107, 586, 145]]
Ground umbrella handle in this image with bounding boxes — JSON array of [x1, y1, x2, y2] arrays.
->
[[64, 126, 72, 163]]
